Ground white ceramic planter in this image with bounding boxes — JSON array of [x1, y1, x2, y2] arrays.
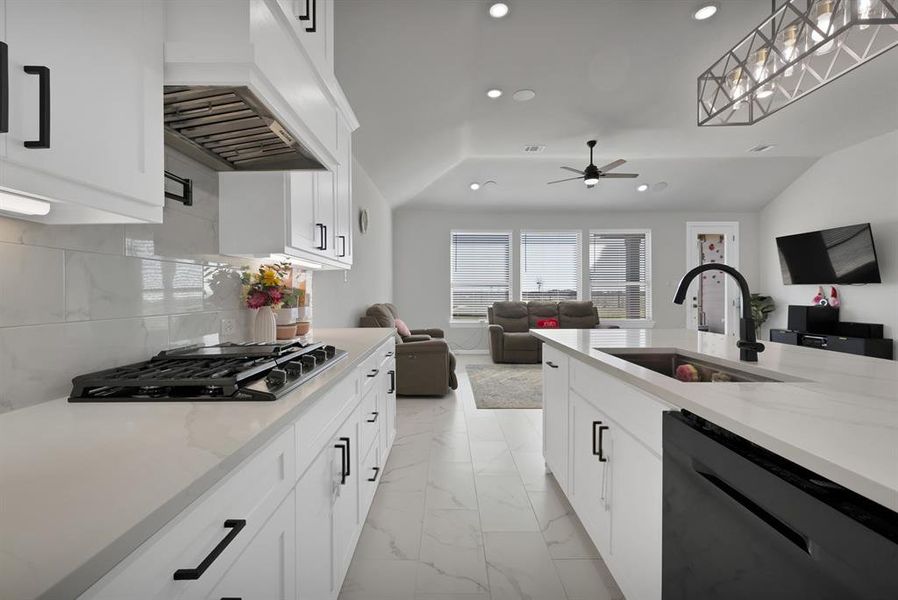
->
[[274, 307, 299, 326], [254, 306, 277, 342]]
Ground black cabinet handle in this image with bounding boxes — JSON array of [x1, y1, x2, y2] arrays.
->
[[316, 223, 327, 251], [23, 65, 50, 148], [335, 438, 349, 485], [696, 468, 810, 554], [367, 411, 379, 423], [545, 361, 559, 369], [385, 351, 394, 358], [367, 466, 380, 482], [164, 170, 194, 206], [367, 368, 379, 378], [338, 235, 347, 257], [388, 369, 396, 394], [592, 421, 609, 462], [1, 42, 8, 133], [173, 519, 246, 580]]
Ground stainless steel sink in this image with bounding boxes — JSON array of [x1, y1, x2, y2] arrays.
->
[[601, 350, 788, 383]]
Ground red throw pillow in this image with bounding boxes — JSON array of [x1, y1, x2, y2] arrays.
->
[[537, 318, 559, 328], [394, 318, 411, 337]]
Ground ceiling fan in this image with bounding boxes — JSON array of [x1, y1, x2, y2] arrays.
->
[[547, 140, 638, 188]]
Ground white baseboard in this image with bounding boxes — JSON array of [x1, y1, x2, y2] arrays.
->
[[453, 349, 489, 355]]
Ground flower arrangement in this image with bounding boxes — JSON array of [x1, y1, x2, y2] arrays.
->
[[242, 262, 292, 309]]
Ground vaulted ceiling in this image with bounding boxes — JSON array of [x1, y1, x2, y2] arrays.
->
[[334, 0, 898, 210]]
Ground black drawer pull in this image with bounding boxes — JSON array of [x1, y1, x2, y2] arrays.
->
[[367, 411, 379, 423], [697, 468, 810, 554], [1, 42, 8, 133], [316, 223, 327, 251], [388, 369, 396, 394], [335, 438, 348, 485], [338, 235, 347, 257], [368, 466, 380, 482], [23, 65, 50, 148], [592, 422, 609, 462], [367, 368, 379, 378], [545, 361, 559, 369], [173, 519, 246, 580], [385, 351, 394, 357]]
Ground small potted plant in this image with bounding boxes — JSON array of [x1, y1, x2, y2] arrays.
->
[[275, 288, 301, 339], [750, 294, 776, 334], [242, 263, 290, 342]]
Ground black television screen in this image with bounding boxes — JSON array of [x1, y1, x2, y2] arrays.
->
[[776, 223, 881, 285]]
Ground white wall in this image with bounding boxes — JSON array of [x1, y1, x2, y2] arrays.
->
[[759, 130, 898, 352], [313, 158, 393, 327], [393, 208, 759, 352]]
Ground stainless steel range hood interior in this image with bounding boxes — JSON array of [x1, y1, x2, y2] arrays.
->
[[163, 85, 324, 171]]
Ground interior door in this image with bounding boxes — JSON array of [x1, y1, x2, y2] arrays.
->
[[206, 491, 296, 600], [2, 0, 163, 211], [568, 391, 611, 557], [685, 222, 740, 336]]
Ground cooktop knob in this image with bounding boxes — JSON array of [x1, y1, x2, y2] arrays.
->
[[285, 361, 304, 376], [324, 345, 337, 358], [312, 349, 328, 362], [301, 355, 317, 370], [266, 368, 287, 387]]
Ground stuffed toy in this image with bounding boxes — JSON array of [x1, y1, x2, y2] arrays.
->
[[828, 286, 841, 308]]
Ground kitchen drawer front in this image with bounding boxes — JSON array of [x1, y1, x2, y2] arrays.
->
[[570, 358, 668, 457], [295, 373, 359, 479], [359, 349, 384, 395], [359, 434, 381, 521], [81, 427, 295, 600], [359, 385, 380, 459], [378, 339, 396, 367]]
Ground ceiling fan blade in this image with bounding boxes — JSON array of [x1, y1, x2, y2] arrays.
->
[[546, 176, 583, 185], [560, 166, 584, 175], [597, 159, 626, 172], [600, 173, 639, 178]]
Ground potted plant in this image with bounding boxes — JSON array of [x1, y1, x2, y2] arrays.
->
[[750, 294, 776, 334], [242, 263, 291, 342]]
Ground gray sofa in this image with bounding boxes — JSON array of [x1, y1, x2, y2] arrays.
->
[[359, 303, 458, 396], [488, 300, 611, 364]]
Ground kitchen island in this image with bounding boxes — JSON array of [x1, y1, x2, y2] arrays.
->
[[0, 328, 396, 600], [533, 327, 898, 600]]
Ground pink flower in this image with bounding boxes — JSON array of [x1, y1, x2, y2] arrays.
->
[[246, 290, 269, 309], [268, 288, 283, 304]]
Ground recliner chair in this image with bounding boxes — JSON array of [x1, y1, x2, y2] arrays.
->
[[359, 303, 458, 396]]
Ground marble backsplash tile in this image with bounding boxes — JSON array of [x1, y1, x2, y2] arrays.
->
[[0, 147, 289, 413]]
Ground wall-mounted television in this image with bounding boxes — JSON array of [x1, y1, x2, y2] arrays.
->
[[776, 223, 881, 285]]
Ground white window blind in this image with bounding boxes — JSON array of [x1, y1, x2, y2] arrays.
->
[[520, 231, 581, 302], [450, 231, 512, 321], [589, 231, 651, 320]]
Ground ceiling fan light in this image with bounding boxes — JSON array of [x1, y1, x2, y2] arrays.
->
[[584, 177, 599, 186]]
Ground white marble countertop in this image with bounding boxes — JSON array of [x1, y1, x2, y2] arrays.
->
[[532, 328, 898, 513], [0, 327, 395, 600]]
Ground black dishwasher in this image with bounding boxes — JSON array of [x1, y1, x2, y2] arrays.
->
[[663, 410, 898, 600]]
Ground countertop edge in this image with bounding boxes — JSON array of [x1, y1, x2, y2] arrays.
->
[[35, 328, 395, 600], [532, 330, 898, 513]]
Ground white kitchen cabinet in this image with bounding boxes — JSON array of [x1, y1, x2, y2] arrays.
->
[[295, 441, 338, 600], [542, 345, 570, 492], [608, 423, 662, 600], [0, 0, 164, 224], [333, 116, 353, 264], [568, 390, 611, 557], [331, 408, 361, 588], [218, 169, 350, 270], [206, 491, 297, 600], [279, 0, 335, 77]]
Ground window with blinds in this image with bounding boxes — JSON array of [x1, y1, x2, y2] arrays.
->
[[589, 230, 652, 320], [450, 231, 512, 321], [520, 231, 581, 302]]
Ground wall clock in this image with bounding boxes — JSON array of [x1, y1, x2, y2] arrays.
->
[[359, 208, 369, 234]]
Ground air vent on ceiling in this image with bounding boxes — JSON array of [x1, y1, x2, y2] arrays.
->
[[523, 144, 546, 153], [747, 144, 776, 153]]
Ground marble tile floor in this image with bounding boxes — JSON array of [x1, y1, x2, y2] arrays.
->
[[340, 355, 625, 600]]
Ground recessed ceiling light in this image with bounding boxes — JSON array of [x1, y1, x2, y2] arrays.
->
[[489, 3, 509, 18], [486, 88, 503, 99], [692, 3, 718, 20], [470, 182, 481, 191], [512, 89, 536, 102], [637, 184, 649, 192]]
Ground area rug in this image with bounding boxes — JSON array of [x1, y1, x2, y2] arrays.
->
[[466, 363, 542, 409]]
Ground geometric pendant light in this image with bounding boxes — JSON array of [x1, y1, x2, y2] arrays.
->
[[698, 0, 898, 126]]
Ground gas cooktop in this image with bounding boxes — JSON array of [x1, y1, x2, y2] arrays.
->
[[68, 341, 348, 402]]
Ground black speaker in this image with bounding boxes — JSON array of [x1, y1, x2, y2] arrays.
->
[[787, 305, 839, 334], [834, 322, 885, 339]]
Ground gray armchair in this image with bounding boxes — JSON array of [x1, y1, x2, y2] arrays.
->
[[359, 303, 458, 396]]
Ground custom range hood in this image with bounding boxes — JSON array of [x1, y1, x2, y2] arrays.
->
[[163, 85, 324, 171]]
